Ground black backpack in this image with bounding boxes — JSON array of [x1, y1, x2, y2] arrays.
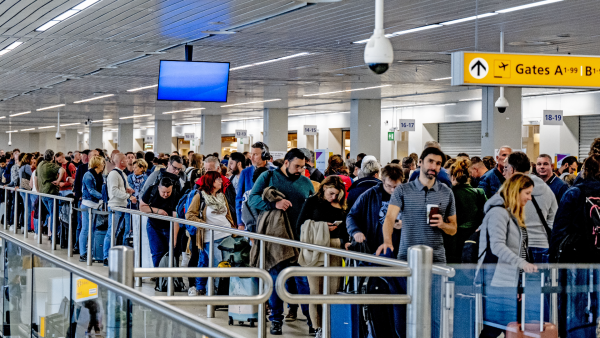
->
[[555, 190, 600, 263], [154, 252, 186, 292]]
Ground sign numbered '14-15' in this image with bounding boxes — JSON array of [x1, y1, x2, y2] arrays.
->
[[452, 51, 600, 89]]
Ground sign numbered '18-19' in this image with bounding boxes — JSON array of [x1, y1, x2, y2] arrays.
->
[[452, 51, 600, 89]]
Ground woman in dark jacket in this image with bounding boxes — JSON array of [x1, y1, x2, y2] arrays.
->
[[445, 158, 487, 263], [297, 176, 348, 337], [549, 155, 600, 338]]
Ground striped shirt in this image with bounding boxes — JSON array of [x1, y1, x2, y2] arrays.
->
[[390, 178, 456, 263]]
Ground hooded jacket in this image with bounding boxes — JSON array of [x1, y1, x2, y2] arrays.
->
[[524, 174, 558, 248], [249, 187, 299, 271], [478, 167, 505, 198], [347, 176, 379, 210], [477, 194, 529, 287]]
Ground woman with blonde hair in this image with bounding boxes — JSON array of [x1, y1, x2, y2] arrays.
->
[[185, 153, 205, 190], [296, 176, 348, 337], [444, 158, 487, 263], [127, 159, 148, 210], [477, 173, 538, 338], [78, 156, 106, 262]]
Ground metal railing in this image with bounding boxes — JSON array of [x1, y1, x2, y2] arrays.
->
[[0, 229, 244, 338]]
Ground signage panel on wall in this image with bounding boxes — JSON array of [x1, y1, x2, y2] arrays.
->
[[235, 129, 248, 138], [543, 110, 564, 125], [315, 149, 332, 173], [144, 135, 154, 143], [184, 133, 195, 141], [303, 125, 318, 135], [452, 51, 600, 88], [398, 119, 416, 132]]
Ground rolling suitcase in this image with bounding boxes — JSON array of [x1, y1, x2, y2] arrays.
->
[[93, 229, 107, 263], [506, 273, 558, 338], [228, 276, 259, 327]]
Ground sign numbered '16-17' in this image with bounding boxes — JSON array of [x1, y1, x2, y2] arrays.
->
[[452, 51, 600, 89]]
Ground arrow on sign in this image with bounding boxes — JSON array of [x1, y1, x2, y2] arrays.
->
[[471, 60, 487, 76]]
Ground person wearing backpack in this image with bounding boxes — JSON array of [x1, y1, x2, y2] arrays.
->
[[477, 173, 539, 338], [103, 153, 137, 266], [78, 156, 105, 262], [185, 171, 237, 296]]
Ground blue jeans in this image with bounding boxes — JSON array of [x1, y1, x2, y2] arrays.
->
[[530, 247, 549, 264], [78, 204, 97, 257], [268, 259, 311, 325], [30, 195, 38, 233], [103, 207, 126, 260], [196, 238, 225, 291], [19, 192, 31, 231], [146, 222, 170, 267], [74, 200, 82, 250], [42, 197, 56, 233]]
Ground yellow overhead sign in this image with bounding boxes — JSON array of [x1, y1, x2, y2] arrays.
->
[[451, 51, 600, 88]]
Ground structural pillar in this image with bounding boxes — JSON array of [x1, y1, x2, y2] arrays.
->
[[154, 118, 172, 155], [29, 133, 40, 152], [65, 129, 78, 151], [89, 126, 103, 150], [350, 99, 381, 159], [201, 115, 222, 155], [481, 87, 522, 156], [263, 108, 288, 152], [118, 122, 134, 153]]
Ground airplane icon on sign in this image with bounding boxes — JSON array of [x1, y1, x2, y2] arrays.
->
[[499, 62, 508, 70]]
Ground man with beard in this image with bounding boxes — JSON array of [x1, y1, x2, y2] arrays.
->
[[227, 152, 246, 192], [376, 147, 457, 337], [248, 148, 314, 335]]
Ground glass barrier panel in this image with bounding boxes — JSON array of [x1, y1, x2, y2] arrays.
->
[[31, 254, 72, 338], [131, 302, 208, 338], [2, 240, 32, 337], [71, 273, 113, 338]]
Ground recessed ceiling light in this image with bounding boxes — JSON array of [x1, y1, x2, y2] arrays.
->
[[175, 122, 201, 126], [221, 99, 281, 107], [91, 118, 112, 123], [496, 0, 563, 13], [73, 94, 114, 103], [38, 125, 55, 129], [230, 53, 310, 71], [20, 128, 35, 131], [162, 108, 205, 114], [459, 98, 481, 101], [440, 13, 497, 25], [0, 116, 5, 119], [431, 77, 452, 81], [36, 20, 61, 32], [0, 41, 23, 57], [6, 130, 18, 133], [60, 122, 80, 127], [37, 104, 65, 111], [303, 85, 392, 97], [54, 9, 79, 21], [119, 114, 152, 120], [127, 84, 158, 92], [9, 111, 31, 117]]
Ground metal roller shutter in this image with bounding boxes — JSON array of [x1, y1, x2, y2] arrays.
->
[[579, 115, 600, 160], [438, 121, 482, 158]]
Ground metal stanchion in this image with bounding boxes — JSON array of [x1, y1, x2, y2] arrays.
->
[[441, 276, 455, 338], [109, 246, 135, 286], [407, 245, 433, 338], [68, 201, 73, 257], [23, 191, 28, 239], [37, 196, 42, 244], [550, 268, 558, 326], [51, 198, 57, 250], [167, 220, 174, 296], [322, 253, 330, 338], [110, 210, 116, 248], [207, 229, 215, 317], [3, 187, 7, 230], [107, 246, 134, 338], [87, 208, 93, 266], [13, 189, 18, 234], [135, 214, 142, 287], [258, 240, 266, 338]]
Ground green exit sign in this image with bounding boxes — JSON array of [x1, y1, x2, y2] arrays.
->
[[387, 132, 395, 141]]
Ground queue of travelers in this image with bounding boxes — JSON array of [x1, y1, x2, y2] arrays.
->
[[1, 136, 600, 338]]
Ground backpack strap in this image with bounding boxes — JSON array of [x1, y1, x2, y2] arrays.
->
[[531, 196, 552, 241]]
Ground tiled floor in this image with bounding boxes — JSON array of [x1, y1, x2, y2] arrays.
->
[[0, 228, 312, 338]]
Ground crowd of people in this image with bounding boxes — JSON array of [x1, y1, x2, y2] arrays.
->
[[1, 136, 599, 337]]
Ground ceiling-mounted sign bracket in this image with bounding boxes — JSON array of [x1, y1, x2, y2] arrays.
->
[[185, 45, 193, 62], [452, 51, 600, 89]]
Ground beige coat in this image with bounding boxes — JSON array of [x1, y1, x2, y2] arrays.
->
[[298, 220, 330, 267], [185, 191, 235, 250]]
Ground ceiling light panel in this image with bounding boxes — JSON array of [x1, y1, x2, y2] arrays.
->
[[36, 104, 65, 111], [230, 53, 310, 71], [119, 114, 152, 120], [9, 111, 31, 117], [73, 94, 114, 103], [303, 85, 392, 97], [36, 0, 101, 32], [431, 77, 452, 81], [162, 108, 205, 114], [221, 99, 281, 107], [496, 0, 563, 13], [440, 13, 497, 25], [0, 41, 23, 57], [91, 119, 112, 123], [21, 128, 35, 131], [38, 126, 55, 129], [127, 84, 158, 92], [60, 123, 80, 127]]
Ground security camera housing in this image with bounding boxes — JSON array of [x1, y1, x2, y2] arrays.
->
[[364, 0, 393, 75], [55, 131, 61, 140], [495, 95, 509, 114]]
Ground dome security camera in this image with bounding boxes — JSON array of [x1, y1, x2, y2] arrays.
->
[[55, 131, 61, 140], [495, 87, 509, 113], [364, 0, 393, 75]]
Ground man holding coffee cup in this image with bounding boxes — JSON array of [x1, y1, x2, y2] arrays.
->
[[376, 146, 457, 263]]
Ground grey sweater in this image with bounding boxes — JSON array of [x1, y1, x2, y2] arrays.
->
[[478, 194, 529, 287], [524, 175, 558, 248]]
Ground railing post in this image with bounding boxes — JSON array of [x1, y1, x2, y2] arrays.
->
[[167, 220, 174, 296], [51, 198, 57, 250], [322, 253, 330, 338], [23, 191, 28, 239], [68, 201, 73, 257], [441, 276, 455, 338], [135, 214, 142, 287], [258, 240, 266, 338], [37, 196, 42, 244], [13, 188, 18, 234], [3, 187, 7, 230], [87, 208, 93, 266], [110, 210, 116, 248], [207, 229, 215, 317], [407, 245, 433, 338], [107, 246, 134, 338]]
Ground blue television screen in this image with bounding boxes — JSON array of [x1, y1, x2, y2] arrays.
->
[[157, 60, 230, 102]]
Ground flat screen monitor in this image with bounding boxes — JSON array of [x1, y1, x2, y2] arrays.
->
[[157, 60, 230, 102]]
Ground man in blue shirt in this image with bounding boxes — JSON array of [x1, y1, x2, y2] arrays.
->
[[408, 141, 452, 188], [536, 154, 569, 203], [478, 146, 512, 198], [235, 142, 271, 229]]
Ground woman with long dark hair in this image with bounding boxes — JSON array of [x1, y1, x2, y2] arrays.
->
[[185, 171, 236, 296]]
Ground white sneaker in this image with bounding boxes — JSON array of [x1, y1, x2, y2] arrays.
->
[[315, 328, 322, 338], [188, 286, 198, 296]]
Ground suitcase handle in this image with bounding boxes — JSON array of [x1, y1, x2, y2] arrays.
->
[[520, 271, 546, 333]]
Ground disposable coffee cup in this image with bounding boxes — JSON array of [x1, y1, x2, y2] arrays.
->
[[427, 204, 439, 224]]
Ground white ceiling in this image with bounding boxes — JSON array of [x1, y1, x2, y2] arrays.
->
[[0, 0, 598, 133]]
